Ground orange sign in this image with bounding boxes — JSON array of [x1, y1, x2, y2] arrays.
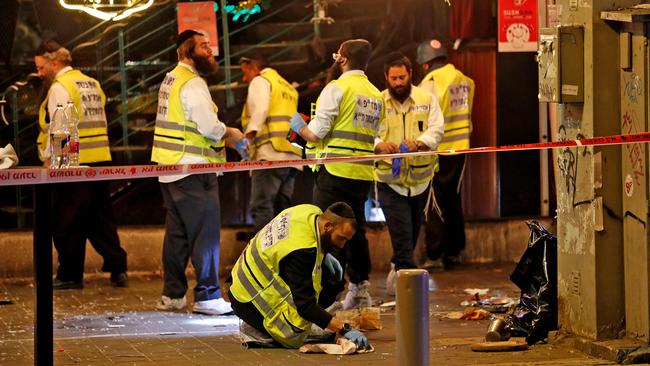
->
[[177, 2, 219, 55]]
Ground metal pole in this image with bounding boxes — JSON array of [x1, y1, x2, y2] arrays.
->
[[539, 104, 550, 216], [220, 0, 235, 108], [396, 269, 429, 366], [538, 0, 549, 217], [117, 29, 131, 162], [11, 92, 24, 228], [33, 183, 53, 366]]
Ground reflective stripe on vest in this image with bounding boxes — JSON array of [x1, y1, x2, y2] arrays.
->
[[314, 73, 383, 181], [241, 68, 300, 158], [374, 86, 438, 186], [229, 204, 324, 348], [151, 65, 225, 164], [37, 69, 112, 164], [420, 64, 474, 152]]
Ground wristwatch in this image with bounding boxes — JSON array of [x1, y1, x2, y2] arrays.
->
[[339, 322, 351, 336]]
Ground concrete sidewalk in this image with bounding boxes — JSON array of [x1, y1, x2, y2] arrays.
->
[[0, 265, 612, 365]]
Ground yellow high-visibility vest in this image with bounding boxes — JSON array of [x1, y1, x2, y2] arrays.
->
[[309, 72, 383, 181], [38, 69, 111, 163], [151, 65, 225, 164], [241, 68, 300, 158], [375, 86, 437, 186], [230, 204, 324, 349], [420, 64, 474, 152]]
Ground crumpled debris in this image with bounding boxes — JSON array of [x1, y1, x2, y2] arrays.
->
[[460, 294, 517, 313], [464, 288, 489, 296], [299, 337, 374, 355], [0, 144, 18, 169], [460, 307, 490, 320], [335, 307, 382, 330]]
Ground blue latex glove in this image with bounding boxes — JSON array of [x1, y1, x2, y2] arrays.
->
[[323, 253, 343, 281], [391, 143, 411, 177], [342, 328, 369, 349], [235, 137, 250, 161], [290, 112, 307, 133]]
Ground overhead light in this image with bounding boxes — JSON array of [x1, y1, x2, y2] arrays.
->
[[59, 0, 154, 21]]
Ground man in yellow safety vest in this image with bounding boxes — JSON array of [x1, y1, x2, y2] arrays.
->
[[34, 40, 127, 289], [374, 53, 444, 295], [239, 53, 302, 233], [417, 39, 475, 270], [229, 202, 370, 350], [151, 29, 247, 315], [290, 39, 384, 310]]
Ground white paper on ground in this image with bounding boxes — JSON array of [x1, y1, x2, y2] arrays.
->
[[299, 338, 374, 355]]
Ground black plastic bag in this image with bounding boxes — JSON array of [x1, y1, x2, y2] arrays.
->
[[504, 220, 558, 345]]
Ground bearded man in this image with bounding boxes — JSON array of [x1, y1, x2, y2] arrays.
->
[[373, 52, 444, 295], [229, 202, 370, 350], [289, 39, 383, 310], [151, 29, 247, 315]]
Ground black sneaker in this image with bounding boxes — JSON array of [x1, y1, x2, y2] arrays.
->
[[52, 278, 83, 290], [110, 272, 128, 287]]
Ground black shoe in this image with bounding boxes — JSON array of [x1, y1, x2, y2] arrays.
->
[[52, 278, 83, 290], [443, 255, 463, 269], [110, 272, 128, 287]]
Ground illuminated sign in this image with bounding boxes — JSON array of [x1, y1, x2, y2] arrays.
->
[[59, 0, 155, 21]]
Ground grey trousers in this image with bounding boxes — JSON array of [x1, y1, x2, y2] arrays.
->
[[249, 167, 297, 232], [159, 174, 222, 301]]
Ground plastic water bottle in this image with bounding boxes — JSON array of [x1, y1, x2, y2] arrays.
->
[[49, 103, 70, 168], [64, 101, 80, 166]]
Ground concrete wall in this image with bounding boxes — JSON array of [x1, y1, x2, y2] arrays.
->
[[0, 218, 553, 278]]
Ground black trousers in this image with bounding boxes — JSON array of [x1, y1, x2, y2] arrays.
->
[[425, 154, 466, 259], [160, 174, 222, 301], [312, 168, 371, 304], [377, 183, 429, 271], [52, 181, 127, 282]]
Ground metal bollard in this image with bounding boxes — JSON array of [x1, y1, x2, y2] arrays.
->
[[396, 269, 429, 366]]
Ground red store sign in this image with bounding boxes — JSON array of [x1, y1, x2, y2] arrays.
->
[[498, 0, 538, 52]]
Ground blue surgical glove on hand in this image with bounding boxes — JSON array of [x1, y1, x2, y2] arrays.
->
[[343, 328, 369, 349], [290, 112, 307, 133], [235, 137, 250, 161], [323, 253, 343, 281], [391, 143, 411, 177]]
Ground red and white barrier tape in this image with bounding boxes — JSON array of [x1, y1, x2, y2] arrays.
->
[[2, 131, 650, 187]]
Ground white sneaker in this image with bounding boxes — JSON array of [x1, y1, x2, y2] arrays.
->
[[193, 298, 233, 315], [239, 321, 274, 344], [342, 280, 372, 310], [156, 295, 187, 311], [386, 264, 396, 296]]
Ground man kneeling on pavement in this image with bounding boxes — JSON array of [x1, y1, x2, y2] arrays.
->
[[228, 202, 370, 349]]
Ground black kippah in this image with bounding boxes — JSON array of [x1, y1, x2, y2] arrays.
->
[[176, 29, 202, 48], [327, 202, 355, 219], [35, 39, 62, 56]]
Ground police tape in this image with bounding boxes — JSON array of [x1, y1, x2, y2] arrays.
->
[[2, 131, 650, 187]]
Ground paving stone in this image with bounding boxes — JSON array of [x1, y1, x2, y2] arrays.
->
[[0, 266, 619, 365]]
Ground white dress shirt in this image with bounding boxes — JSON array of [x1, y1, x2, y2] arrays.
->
[[374, 87, 444, 197], [160, 62, 227, 183], [41, 66, 74, 160], [244, 68, 301, 165], [306, 70, 366, 139]]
